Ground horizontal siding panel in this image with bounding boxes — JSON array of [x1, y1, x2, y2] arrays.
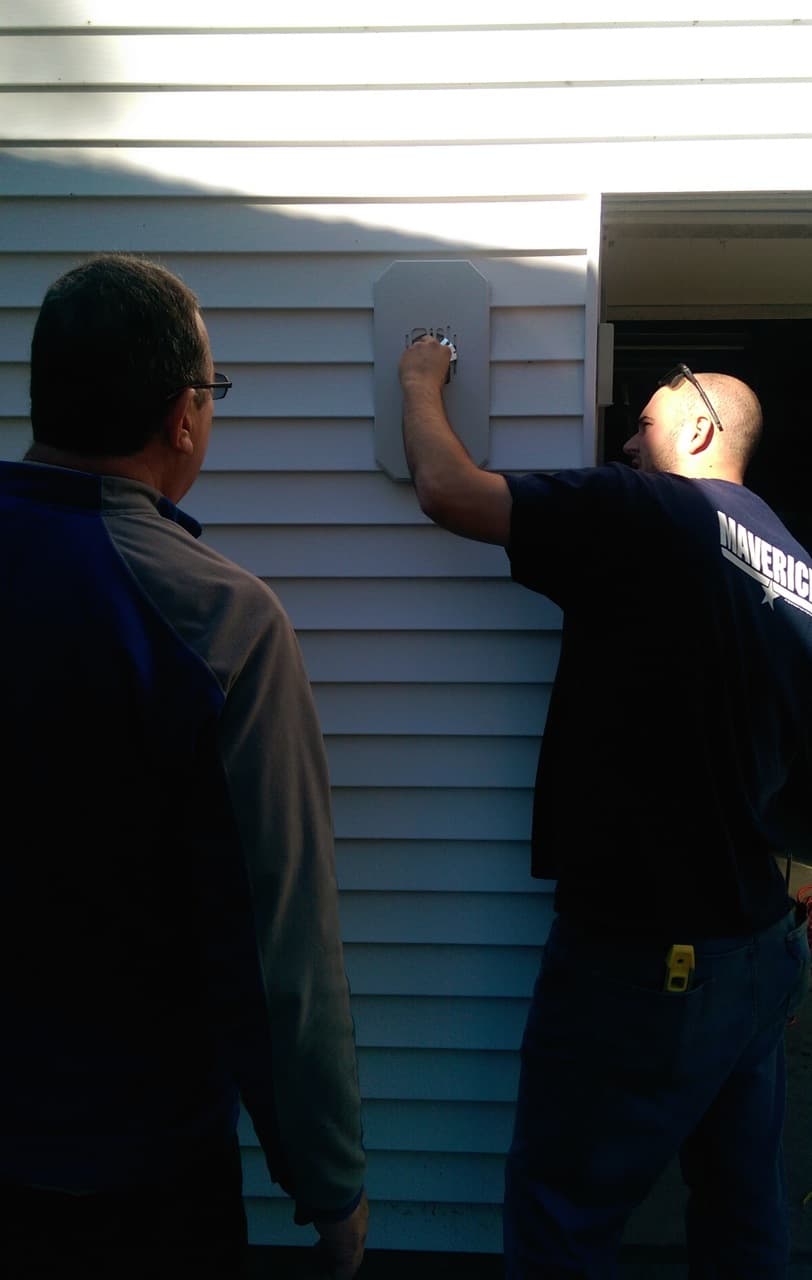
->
[[492, 361, 582, 416], [335, 841, 548, 893], [2, 140, 790, 199], [220, 418, 581, 473], [0, 361, 581, 421], [332, 789, 534, 841], [8, 83, 812, 144], [245, 1195, 502, 1252], [3, 142, 804, 197], [357, 1046, 519, 1102], [326, 734, 540, 786], [492, 308, 584, 361], [0, 254, 589, 309], [2, 141, 809, 197], [207, 365, 375, 420], [213, 306, 585, 363], [156, 139, 812, 199], [0, 421, 29, 460], [205, 527, 507, 578], [4, 2, 794, 28], [339, 890, 549, 944], [352, 1098, 513, 1154], [3, 29, 810, 86], [349, 995, 529, 1050], [242, 1147, 505, 1203], [241, 363, 577, 425], [203, 418, 582, 473], [0, 304, 583, 364], [196, 474, 419, 524], [206, 308, 370, 363], [343, 943, 541, 997], [0, 309, 34, 359], [241, 1098, 513, 1155], [304, 633, 560, 684], [0, 195, 596, 252], [270, 579, 561, 631], [314, 686, 550, 735], [0, 415, 588, 480], [490, 417, 583, 469], [206, 421, 375, 472]]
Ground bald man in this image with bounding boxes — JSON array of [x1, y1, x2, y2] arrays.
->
[[398, 346, 811, 1280]]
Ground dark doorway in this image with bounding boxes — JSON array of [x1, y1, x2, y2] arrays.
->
[[603, 319, 812, 551]]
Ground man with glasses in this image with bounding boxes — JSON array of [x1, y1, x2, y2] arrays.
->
[[0, 255, 367, 1279], [399, 340, 810, 1279]]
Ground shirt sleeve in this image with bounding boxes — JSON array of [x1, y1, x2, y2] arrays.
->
[[215, 591, 365, 1221], [506, 464, 650, 608]]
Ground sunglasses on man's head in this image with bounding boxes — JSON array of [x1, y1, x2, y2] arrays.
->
[[658, 364, 723, 431], [166, 371, 232, 402]]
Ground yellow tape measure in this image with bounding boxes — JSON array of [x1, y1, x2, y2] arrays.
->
[[665, 944, 695, 993]]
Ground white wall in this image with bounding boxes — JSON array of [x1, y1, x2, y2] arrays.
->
[[1, 0, 810, 1254]]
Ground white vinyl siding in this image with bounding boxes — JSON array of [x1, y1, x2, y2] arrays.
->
[[1, 1, 809, 1255]]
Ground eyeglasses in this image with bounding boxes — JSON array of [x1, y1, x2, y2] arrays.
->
[[166, 371, 232, 402], [658, 364, 722, 431]]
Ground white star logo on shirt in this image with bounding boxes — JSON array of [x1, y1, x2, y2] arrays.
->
[[761, 580, 779, 609]]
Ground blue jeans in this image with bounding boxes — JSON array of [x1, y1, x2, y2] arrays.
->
[[504, 907, 810, 1279]]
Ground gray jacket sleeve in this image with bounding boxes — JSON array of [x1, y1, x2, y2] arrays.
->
[[216, 588, 365, 1218]]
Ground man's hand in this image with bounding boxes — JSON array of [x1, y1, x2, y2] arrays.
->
[[399, 335, 451, 391], [313, 1190, 369, 1279]]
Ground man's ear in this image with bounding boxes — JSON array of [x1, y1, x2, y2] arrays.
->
[[687, 414, 715, 456], [164, 389, 196, 456]]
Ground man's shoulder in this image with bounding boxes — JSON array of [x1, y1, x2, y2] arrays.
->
[[106, 494, 275, 604], [510, 460, 673, 498], [508, 462, 688, 530], [106, 504, 294, 682], [164, 523, 279, 612]]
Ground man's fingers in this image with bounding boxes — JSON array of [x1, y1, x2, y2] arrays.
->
[[399, 336, 452, 388]]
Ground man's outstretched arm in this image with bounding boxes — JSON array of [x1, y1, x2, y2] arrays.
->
[[399, 336, 512, 546]]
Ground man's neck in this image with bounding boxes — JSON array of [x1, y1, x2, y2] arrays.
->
[[25, 443, 162, 492], [669, 458, 745, 485]]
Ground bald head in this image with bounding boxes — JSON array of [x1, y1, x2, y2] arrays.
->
[[685, 373, 763, 473], [624, 371, 763, 482]]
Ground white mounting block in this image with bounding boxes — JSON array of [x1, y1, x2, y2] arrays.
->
[[373, 260, 491, 481]]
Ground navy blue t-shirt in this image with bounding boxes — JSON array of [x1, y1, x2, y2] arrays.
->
[[507, 463, 812, 936]]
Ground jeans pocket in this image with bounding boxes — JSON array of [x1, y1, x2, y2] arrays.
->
[[526, 959, 712, 1088]]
